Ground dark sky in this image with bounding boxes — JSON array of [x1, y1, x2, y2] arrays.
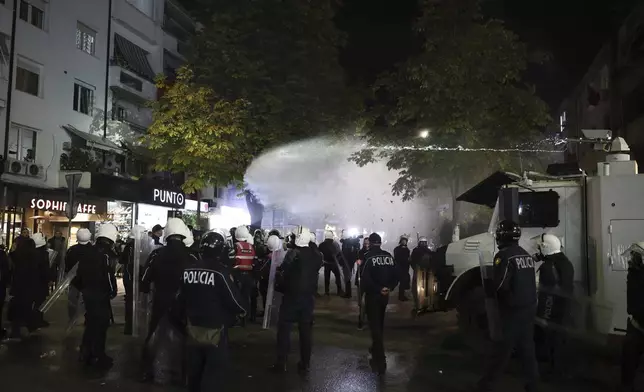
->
[[336, 0, 637, 109]]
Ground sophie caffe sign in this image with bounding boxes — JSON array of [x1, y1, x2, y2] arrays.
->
[[30, 199, 97, 214]]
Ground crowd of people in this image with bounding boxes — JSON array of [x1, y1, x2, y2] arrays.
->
[[4, 217, 644, 392]]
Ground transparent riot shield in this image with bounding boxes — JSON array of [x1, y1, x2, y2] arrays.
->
[[413, 267, 438, 313], [48, 249, 58, 268], [134, 227, 153, 338], [40, 263, 78, 314], [262, 247, 287, 329], [479, 251, 503, 341]]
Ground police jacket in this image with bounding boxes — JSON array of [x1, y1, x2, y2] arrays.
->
[[277, 246, 323, 296], [360, 246, 399, 295], [393, 245, 410, 267], [627, 264, 644, 326], [0, 249, 9, 291], [538, 252, 574, 294], [141, 240, 194, 299], [75, 244, 117, 298], [177, 257, 247, 329], [341, 238, 360, 265], [411, 246, 434, 270], [319, 239, 341, 265], [10, 245, 40, 298], [493, 244, 537, 310], [118, 241, 134, 278]]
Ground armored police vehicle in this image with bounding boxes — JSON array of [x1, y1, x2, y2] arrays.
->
[[417, 133, 641, 338]]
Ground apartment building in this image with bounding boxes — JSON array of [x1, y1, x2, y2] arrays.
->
[[559, 3, 644, 172], [0, 0, 219, 244]]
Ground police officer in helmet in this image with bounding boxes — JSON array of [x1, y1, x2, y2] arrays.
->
[[361, 233, 398, 375], [474, 220, 539, 392], [620, 242, 644, 392], [176, 230, 247, 391]]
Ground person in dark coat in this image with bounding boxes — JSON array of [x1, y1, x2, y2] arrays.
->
[[0, 245, 10, 339], [32, 233, 51, 328], [393, 235, 411, 301], [8, 238, 39, 339], [66, 228, 93, 324]]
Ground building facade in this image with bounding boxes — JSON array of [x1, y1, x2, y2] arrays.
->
[[0, 0, 221, 246], [559, 4, 644, 172]]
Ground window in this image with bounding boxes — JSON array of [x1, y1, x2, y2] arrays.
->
[[127, 0, 154, 19], [120, 71, 143, 91], [518, 191, 560, 228], [76, 22, 96, 55], [19, 1, 44, 30], [113, 105, 128, 121], [16, 59, 40, 96], [8, 124, 37, 161], [73, 83, 94, 115]]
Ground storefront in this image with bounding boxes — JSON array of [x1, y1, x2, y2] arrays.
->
[[137, 185, 187, 230], [0, 186, 107, 249]]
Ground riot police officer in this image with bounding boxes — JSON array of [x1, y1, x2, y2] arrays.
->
[[360, 233, 398, 375], [393, 235, 411, 301], [270, 227, 323, 374], [318, 231, 344, 297], [178, 231, 247, 391], [475, 220, 539, 392], [75, 224, 118, 367], [621, 242, 644, 392]]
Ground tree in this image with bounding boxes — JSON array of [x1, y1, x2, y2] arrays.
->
[[146, 67, 250, 192], [351, 0, 551, 222], [151, 0, 360, 194]]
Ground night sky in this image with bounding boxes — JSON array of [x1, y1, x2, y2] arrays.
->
[[336, 0, 638, 109]]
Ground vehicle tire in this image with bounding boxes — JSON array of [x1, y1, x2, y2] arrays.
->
[[456, 286, 489, 346]]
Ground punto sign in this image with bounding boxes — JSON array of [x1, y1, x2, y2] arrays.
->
[[143, 188, 186, 209], [30, 199, 97, 214]]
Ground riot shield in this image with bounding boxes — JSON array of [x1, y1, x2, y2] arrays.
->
[[262, 247, 287, 329], [413, 267, 438, 313], [134, 226, 153, 338], [40, 263, 78, 314], [479, 251, 503, 341], [48, 249, 58, 267]]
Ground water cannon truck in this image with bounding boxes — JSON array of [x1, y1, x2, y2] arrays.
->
[[418, 134, 640, 338]]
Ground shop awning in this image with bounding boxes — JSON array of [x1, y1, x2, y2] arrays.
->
[[62, 125, 123, 154], [456, 171, 519, 208], [114, 34, 155, 80]]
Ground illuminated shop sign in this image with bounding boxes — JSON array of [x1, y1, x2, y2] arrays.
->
[[149, 188, 185, 209], [30, 199, 97, 214]]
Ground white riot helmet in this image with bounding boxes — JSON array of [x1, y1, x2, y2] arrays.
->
[[295, 227, 312, 247], [267, 235, 281, 252], [165, 217, 188, 241], [76, 228, 91, 245], [324, 230, 334, 240], [418, 236, 428, 246], [96, 223, 118, 243], [538, 234, 562, 256], [235, 225, 251, 242], [32, 233, 47, 248], [183, 227, 195, 248], [309, 231, 317, 244]]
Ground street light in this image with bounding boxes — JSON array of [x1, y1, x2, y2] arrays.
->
[[419, 129, 429, 138]]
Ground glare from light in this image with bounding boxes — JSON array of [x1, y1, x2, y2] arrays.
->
[[348, 227, 359, 237], [209, 206, 251, 230], [419, 129, 429, 138]]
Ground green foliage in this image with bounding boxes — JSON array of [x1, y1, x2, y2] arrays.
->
[[146, 67, 250, 193], [351, 0, 551, 210], [181, 212, 208, 231], [152, 0, 359, 192], [60, 147, 101, 172]]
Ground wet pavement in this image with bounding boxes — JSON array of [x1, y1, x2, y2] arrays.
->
[[0, 283, 627, 392]]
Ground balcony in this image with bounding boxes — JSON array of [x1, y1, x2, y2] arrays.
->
[[109, 65, 156, 104]]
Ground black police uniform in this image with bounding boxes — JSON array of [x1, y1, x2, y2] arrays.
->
[[318, 239, 344, 296], [477, 243, 539, 392], [535, 251, 574, 373], [356, 245, 369, 287], [360, 237, 398, 373], [141, 239, 193, 340], [393, 241, 411, 300], [0, 248, 10, 338], [273, 245, 323, 372], [177, 257, 247, 392], [65, 242, 94, 322], [621, 253, 644, 390], [74, 240, 117, 365], [119, 240, 134, 335]]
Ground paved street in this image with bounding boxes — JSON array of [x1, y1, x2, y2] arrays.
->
[[0, 282, 626, 392]]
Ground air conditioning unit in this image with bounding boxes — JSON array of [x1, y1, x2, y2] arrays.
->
[[5, 158, 27, 175], [26, 163, 45, 179], [62, 141, 71, 151]]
